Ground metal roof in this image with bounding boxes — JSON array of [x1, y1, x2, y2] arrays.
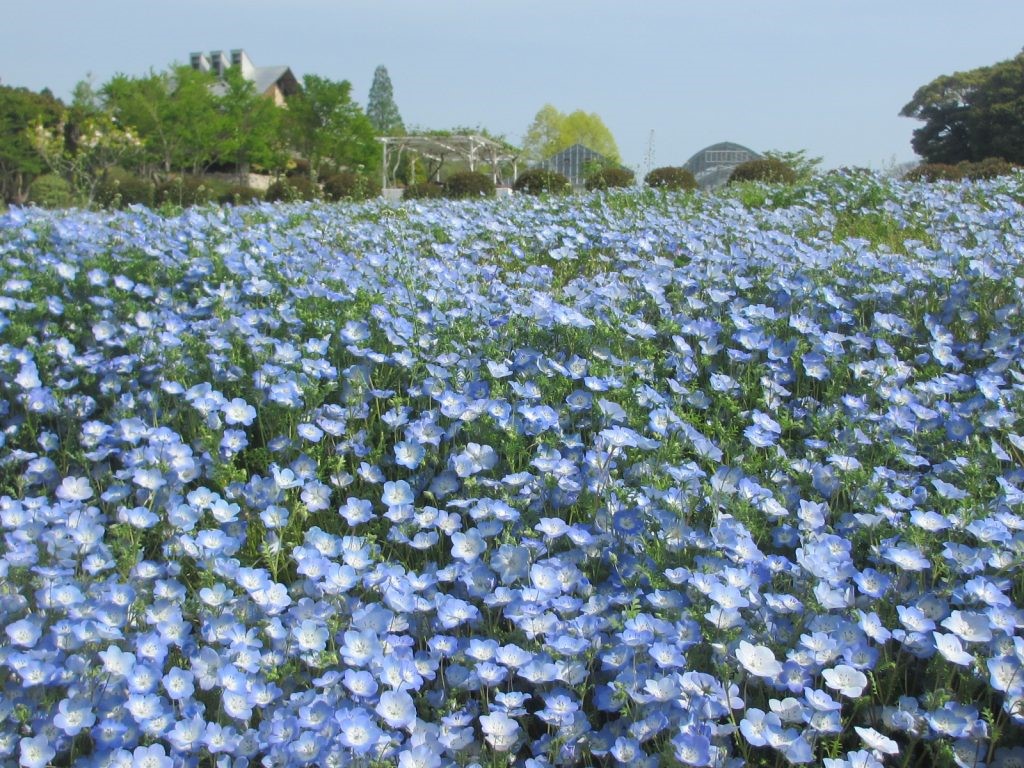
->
[[250, 66, 300, 98], [683, 141, 761, 189], [190, 50, 300, 100]]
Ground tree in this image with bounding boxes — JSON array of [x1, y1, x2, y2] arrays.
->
[[521, 105, 620, 164], [285, 74, 378, 180], [366, 65, 404, 135], [901, 51, 1024, 164], [0, 85, 64, 204], [521, 104, 565, 163], [29, 109, 141, 206], [103, 66, 221, 175], [212, 67, 286, 175], [762, 149, 822, 182]]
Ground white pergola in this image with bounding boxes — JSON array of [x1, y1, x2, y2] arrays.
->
[[378, 134, 519, 189]]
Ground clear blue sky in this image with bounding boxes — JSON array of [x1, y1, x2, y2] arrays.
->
[[4, 1, 1023, 173]]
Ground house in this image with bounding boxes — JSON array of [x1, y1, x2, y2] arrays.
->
[[189, 49, 300, 106], [683, 141, 761, 190], [539, 143, 614, 190]]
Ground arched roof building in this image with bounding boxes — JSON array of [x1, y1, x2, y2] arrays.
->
[[683, 141, 761, 189]]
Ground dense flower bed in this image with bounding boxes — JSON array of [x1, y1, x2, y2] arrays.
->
[[1, 173, 1024, 768]]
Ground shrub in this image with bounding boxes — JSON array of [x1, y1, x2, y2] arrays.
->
[[215, 185, 263, 206], [95, 168, 155, 209], [584, 166, 635, 191], [402, 183, 445, 200], [265, 177, 320, 203], [961, 157, 1017, 180], [286, 159, 311, 178], [322, 172, 382, 202], [27, 174, 74, 208], [156, 176, 216, 207], [728, 158, 798, 185], [443, 171, 496, 199], [513, 169, 571, 196], [644, 166, 698, 191], [901, 159, 1018, 183], [902, 163, 961, 183]]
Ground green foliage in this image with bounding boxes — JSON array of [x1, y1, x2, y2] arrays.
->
[[155, 175, 215, 207], [29, 108, 142, 206], [0, 84, 65, 204], [443, 171, 496, 199], [214, 68, 286, 175], [103, 66, 222, 175], [366, 65, 404, 135], [728, 157, 799, 185], [521, 104, 621, 164], [584, 166, 635, 191], [214, 184, 263, 206], [512, 168, 571, 195], [763, 149, 822, 182], [644, 166, 697, 191], [26, 173, 74, 208], [901, 51, 1024, 164], [960, 156, 1018, 179], [115, 173, 263, 209], [265, 177, 320, 202], [902, 163, 963, 183], [286, 74, 378, 181], [94, 167, 155, 208], [322, 171, 382, 201], [402, 182, 444, 200]]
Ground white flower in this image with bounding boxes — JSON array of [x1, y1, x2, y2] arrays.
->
[[932, 632, 975, 666], [479, 711, 520, 751], [855, 726, 899, 755], [822, 664, 868, 698], [736, 640, 783, 679]]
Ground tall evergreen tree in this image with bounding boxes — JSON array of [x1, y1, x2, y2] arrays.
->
[[366, 65, 404, 135]]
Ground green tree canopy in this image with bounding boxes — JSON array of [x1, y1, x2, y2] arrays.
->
[[286, 74, 378, 180], [0, 85, 64, 203], [103, 66, 221, 175], [212, 67, 286, 174], [366, 65, 404, 135], [521, 105, 620, 164], [901, 51, 1024, 164]]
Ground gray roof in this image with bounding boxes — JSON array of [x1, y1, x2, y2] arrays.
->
[[683, 141, 761, 189], [251, 65, 300, 97], [190, 50, 300, 99]]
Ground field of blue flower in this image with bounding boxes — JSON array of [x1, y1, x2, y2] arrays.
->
[[1, 171, 1024, 768]]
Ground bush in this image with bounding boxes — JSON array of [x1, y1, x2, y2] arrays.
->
[[960, 157, 1018, 180], [215, 185, 263, 206], [95, 168, 155, 209], [402, 183, 445, 200], [513, 169, 571, 196], [265, 177, 320, 203], [322, 172, 382, 202], [156, 176, 216, 207], [902, 159, 1018, 183], [443, 171, 496, 199], [644, 166, 697, 191], [584, 166, 635, 191], [286, 159, 311, 178], [27, 174, 74, 208], [728, 158, 798, 185], [902, 163, 961, 183]]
